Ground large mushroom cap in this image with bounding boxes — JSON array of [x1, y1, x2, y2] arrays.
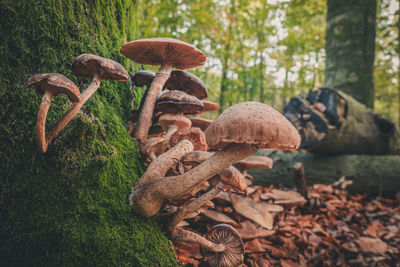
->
[[72, 54, 128, 81], [205, 101, 301, 150], [27, 73, 80, 102], [155, 90, 204, 114], [120, 38, 206, 70], [201, 223, 245, 267], [164, 70, 208, 99], [132, 70, 155, 87]]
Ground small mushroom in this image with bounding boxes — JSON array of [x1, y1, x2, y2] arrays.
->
[[200, 224, 245, 267], [27, 73, 81, 153], [235, 156, 273, 172], [169, 127, 208, 151], [189, 117, 213, 131], [120, 38, 206, 143], [155, 90, 204, 114], [158, 113, 191, 144], [165, 70, 208, 99], [139, 137, 167, 161], [130, 101, 300, 218], [27, 54, 128, 153]]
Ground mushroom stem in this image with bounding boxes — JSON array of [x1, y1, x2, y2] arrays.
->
[[165, 124, 179, 144], [173, 227, 225, 253], [168, 182, 224, 233], [36, 91, 53, 153], [131, 142, 257, 217], [43, 73, 101, 151], [134, 64, 173, 143]]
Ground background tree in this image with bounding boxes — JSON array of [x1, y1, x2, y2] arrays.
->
[[324, 0, 377, 108]]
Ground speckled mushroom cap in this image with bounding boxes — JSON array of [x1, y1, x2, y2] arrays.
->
[[201, 224, 245, 267], [158, 113, 191, 131], [132, 70, 155, 87], [120, 38, 206, 70], [164, 70, 208, 99], [236, 156, 273, 170], [72, 54, 128, 81], [27, 73, 80, 102], [155, 90, 204, 114], [205, 101, 301, 150], [201, 100, 220, 112]]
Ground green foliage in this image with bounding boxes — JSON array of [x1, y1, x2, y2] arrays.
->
[[136, 0, 326, 112], [0, 0, 178, 266]]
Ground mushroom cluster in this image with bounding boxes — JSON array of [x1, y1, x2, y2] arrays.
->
[[27, 54, 128, 153], [123, 37, 301, 267]]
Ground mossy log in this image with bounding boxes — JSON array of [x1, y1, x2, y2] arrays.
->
[[0, 1, 178, 266], [250, 151, 400, 198], [284, 88, 400, 155]]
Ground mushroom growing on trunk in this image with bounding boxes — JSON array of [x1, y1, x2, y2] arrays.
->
[[27, 73, 80, 153], [120, 38, 206, 143], [27, 54, 128, 153], [130, 101, 300, 217]]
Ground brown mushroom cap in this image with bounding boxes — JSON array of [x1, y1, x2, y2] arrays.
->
[[140, 137, 166, 156], [72, 54, 128, 81], [158, 113, 191, 132], [120, 38, 206, 70], [189, 117, 213, 132], [27, 73, 80, 102], [164, 70, 208, 99], [201, 100, 220, 112], [155, 90, 204, 114], [132, 70, 155, 87], [205, 101, 301, 150], [235, 156, 273, 171], [201, 223, 245, 267], [169, 127, 208, 151], [219, 166, 247, 192]]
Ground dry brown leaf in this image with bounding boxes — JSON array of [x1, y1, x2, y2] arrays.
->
[[357, 237, 388, 254], [280, 258, 301, 267], [260, 189, 306, 206], [201, 209, 239, 227], [231, 193, 274, 230]]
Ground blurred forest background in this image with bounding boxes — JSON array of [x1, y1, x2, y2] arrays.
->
[[136, 0, 399, 123]]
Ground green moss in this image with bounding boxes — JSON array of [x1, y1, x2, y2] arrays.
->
[[0, 0, 178, 266]]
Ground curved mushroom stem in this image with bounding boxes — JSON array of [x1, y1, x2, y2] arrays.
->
[[130, 142, 257, 217], [165, 124, 179, 144], [134, 64, 173, 143], [173, 227, 226, 253], [168, 182, 224, 233], [36, 91, 53, 153], [39, 73, 101, 153]]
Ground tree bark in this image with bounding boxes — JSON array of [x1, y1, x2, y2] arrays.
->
[[325, 0, 376, 108], [0, 1, 177, 266], [250, 152, 400, 198]]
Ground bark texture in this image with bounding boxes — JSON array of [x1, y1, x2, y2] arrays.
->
[[0, 1, 178, 266], [325, 0, 376, 108], [250, 151, 400, 197]]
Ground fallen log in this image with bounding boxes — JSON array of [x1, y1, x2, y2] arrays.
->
[[284, 88, 400, 155], [250, 151, 400, 197]]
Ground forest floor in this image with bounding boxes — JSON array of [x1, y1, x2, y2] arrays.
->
[[173, 177, 400, 267]]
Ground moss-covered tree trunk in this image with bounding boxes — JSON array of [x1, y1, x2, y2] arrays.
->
[[325, 0, 376, 108], [0, 1, 178, 266]]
